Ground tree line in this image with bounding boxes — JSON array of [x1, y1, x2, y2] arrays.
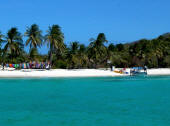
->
[[0, 24, 170, 69]]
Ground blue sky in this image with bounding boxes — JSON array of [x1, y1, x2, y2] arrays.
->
[[0, 0, 170, 54]]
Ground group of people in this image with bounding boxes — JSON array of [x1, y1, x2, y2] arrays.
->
[[4, 61, 51, 69]]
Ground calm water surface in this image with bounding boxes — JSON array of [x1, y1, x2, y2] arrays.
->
[[0, 76, 170, 126]]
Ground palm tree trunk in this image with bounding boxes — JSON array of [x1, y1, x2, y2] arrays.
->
[[2, 50, 5, 70], [2, 62, 4, 70], [49, 51, 53, 68], [49, 44, 53, 69]]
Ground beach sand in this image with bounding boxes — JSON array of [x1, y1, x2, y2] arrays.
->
[[0, 69, 127, 78], [147, 68, 170, 76], [0, 68, 169, 77]]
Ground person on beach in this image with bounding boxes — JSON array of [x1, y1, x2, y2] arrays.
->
[[144, 65, 147, 73]]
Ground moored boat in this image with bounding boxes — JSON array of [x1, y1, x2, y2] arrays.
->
[[130, 67, 147, 76]]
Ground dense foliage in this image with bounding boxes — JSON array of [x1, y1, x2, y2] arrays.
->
[[0, 24, 170, 68]]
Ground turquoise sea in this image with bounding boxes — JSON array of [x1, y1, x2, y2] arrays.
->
[[0, 76, 170, 126]]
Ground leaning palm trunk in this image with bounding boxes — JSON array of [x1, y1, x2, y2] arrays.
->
[[2, 62, 5, 70], [49, 50, 53, 69], [49, 44, 53, 69], [2, 50, 6, 70]]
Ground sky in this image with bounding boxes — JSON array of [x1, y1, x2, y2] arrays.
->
[[0, 0, 170, 54]]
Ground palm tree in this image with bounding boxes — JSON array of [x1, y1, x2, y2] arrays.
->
[[0, 31, 4, 43], [45, 25, 65, 67], [88, 33, 108, 68], [66, 42, 80, 68], [29, 47, 39, 61], [0, 31, 4, 50], [70, 42, 79, 54], [0, 31, 5, 63], [78, 44, 88, 68], [25, 24, 42, 55], [3, 28, 23, 64]]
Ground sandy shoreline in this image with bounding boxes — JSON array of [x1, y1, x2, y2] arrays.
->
[[0, 69, 127, 78], [147, 68, 170, 76], [0, 68, 169, 78]]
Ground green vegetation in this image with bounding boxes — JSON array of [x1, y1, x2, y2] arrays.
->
[[0, 24, 170, 68]]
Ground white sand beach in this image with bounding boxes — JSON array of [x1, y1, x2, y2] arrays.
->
[[0, 69, 128, 78], [0, 68, 169, 77], [147, 68, 170, 76]]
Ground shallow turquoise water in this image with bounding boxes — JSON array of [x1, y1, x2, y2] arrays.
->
[[0, 76, 170, 126]]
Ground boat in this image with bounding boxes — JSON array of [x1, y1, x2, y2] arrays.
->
[[130, 67, 147, 76]]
